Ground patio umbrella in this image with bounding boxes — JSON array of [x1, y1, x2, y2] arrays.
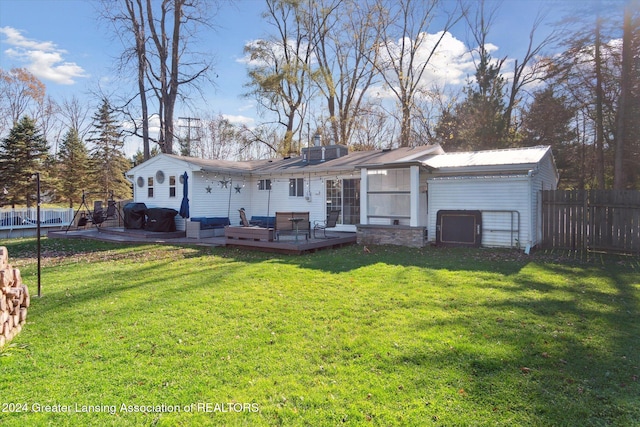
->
[[179, 171, 190, 218]]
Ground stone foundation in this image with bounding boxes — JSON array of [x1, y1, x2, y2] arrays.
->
[[356, 225, 427, 248]]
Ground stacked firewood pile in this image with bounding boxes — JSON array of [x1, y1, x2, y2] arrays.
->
[[0, 247, 29, 347]]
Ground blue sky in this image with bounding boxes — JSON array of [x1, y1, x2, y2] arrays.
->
[[0, 0, 593, 155], [0, 0, 268, 120]]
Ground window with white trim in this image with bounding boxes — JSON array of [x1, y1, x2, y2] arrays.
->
[[169, 175, 176, 197], [258, 179, 272, 191], [289, 178, 304, 197]]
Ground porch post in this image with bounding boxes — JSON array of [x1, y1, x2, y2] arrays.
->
[[410, 165, 420, 227], [360, 168, 368, 225]]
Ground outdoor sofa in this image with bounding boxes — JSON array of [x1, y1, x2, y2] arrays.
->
[[187, 217, 230, 238], [249, 216, 275, 228]]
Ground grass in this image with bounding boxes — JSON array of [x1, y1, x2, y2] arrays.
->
[[0, 238, 638, 426]]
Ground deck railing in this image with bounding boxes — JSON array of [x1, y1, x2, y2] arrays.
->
[[0, 208, 75, 230]]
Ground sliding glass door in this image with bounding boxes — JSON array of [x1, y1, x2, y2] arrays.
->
[[325, 178, 360, 225]]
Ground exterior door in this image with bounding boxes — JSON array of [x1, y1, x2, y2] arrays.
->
[[436, 210, 482, 247], [325, 178, 360, 225]]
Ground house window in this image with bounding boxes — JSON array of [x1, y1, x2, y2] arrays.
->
[[169, 175, 176, 197], [289, 178, 304, 197], [258, 179, 272, 191], [147, 177, 154, 198]]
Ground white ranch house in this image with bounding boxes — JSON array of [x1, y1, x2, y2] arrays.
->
[[126, 144, 558, 249]]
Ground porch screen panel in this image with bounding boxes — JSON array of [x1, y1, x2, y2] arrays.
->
[[367, 194, 410, 217], [367, 168, 410, 220], [367, 169, 409, 191]]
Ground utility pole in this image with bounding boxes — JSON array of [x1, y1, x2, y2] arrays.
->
[[178, 117, 201, 156]]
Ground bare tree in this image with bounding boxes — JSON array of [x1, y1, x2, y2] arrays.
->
[[32, 95, 62, 153], [350, 101, 395, 150], [191, 113, 241, 160], [306, 0, 381, 147], [613, 3, 638, 189], [593, 13, 606, 189], [463, 0, 558, 143], [0, 68, 46, 133], [370, 0, 465, 147], [244, 0, 313, 156], [101, 0, 217, 157], [238, 124, 283, 159], [59, 95, 92, 139]]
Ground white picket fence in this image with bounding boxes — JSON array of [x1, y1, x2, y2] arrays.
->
[[0, 208, 74, 237]]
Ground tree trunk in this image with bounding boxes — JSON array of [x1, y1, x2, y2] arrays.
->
[[594, 16, 606, 189], [400, 101, 412, 147], [614, 5, 632, 189]]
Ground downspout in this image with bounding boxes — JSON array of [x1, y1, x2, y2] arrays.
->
[[526, 169, 535, 254]]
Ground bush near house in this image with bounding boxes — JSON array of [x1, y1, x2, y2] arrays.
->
[[0, 239, 638, 426]]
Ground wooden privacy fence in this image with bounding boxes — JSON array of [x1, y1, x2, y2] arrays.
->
[[541, 190, 640, 253]]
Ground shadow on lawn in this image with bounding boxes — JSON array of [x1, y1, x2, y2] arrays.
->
[[280, 245, 532, 276], [395, 261, 640, 425], [220, 244, 638, 423], [6, 239, 638, 424], [5, 239, 221, 317]]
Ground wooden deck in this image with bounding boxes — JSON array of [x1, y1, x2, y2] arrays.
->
[[48, 227, 356, 254], [224, 232, 356, 254]]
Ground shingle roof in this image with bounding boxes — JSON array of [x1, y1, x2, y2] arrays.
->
[[131, 145, 552, 177], [165, 145, 445, 175]]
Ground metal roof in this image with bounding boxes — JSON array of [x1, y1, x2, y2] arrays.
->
[[423, 146, 551, 170]]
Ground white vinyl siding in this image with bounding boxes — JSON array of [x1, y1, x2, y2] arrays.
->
[[427, 176, 531, 248], [129, 157, 342, 231]]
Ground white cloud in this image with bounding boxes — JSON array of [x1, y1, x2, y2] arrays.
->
[[0, 26, 88, 85], [378, 30, 476, 94], [223, 114, 255, 126], [238, 102, 256, 113]]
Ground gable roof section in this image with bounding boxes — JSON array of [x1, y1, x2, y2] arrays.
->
[[257, 144, 445, 173], [423, 145, 554, 175], [164, 154, 271, 175], [127, 145, 558, 181], [354, 145, 445, 169], [127, 145, 446, 177]]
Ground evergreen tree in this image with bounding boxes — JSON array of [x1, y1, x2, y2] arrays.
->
[[434, 51, 507, 151], [0, 116, 50, 207], [522, 87, 581, 189], [86, 99, 132, 200], [132, 146, 161, 167], [57, 127, 91, 208]]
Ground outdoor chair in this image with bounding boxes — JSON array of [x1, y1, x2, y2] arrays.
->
[[238, 208, 251, 227], [92, 200, 117, 227], [313, 209, 340, 238]]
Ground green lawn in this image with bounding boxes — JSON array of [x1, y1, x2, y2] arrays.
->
[[0, 238, 638, 426]]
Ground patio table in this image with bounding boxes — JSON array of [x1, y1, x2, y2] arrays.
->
[[288, 217, 304, 241]]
